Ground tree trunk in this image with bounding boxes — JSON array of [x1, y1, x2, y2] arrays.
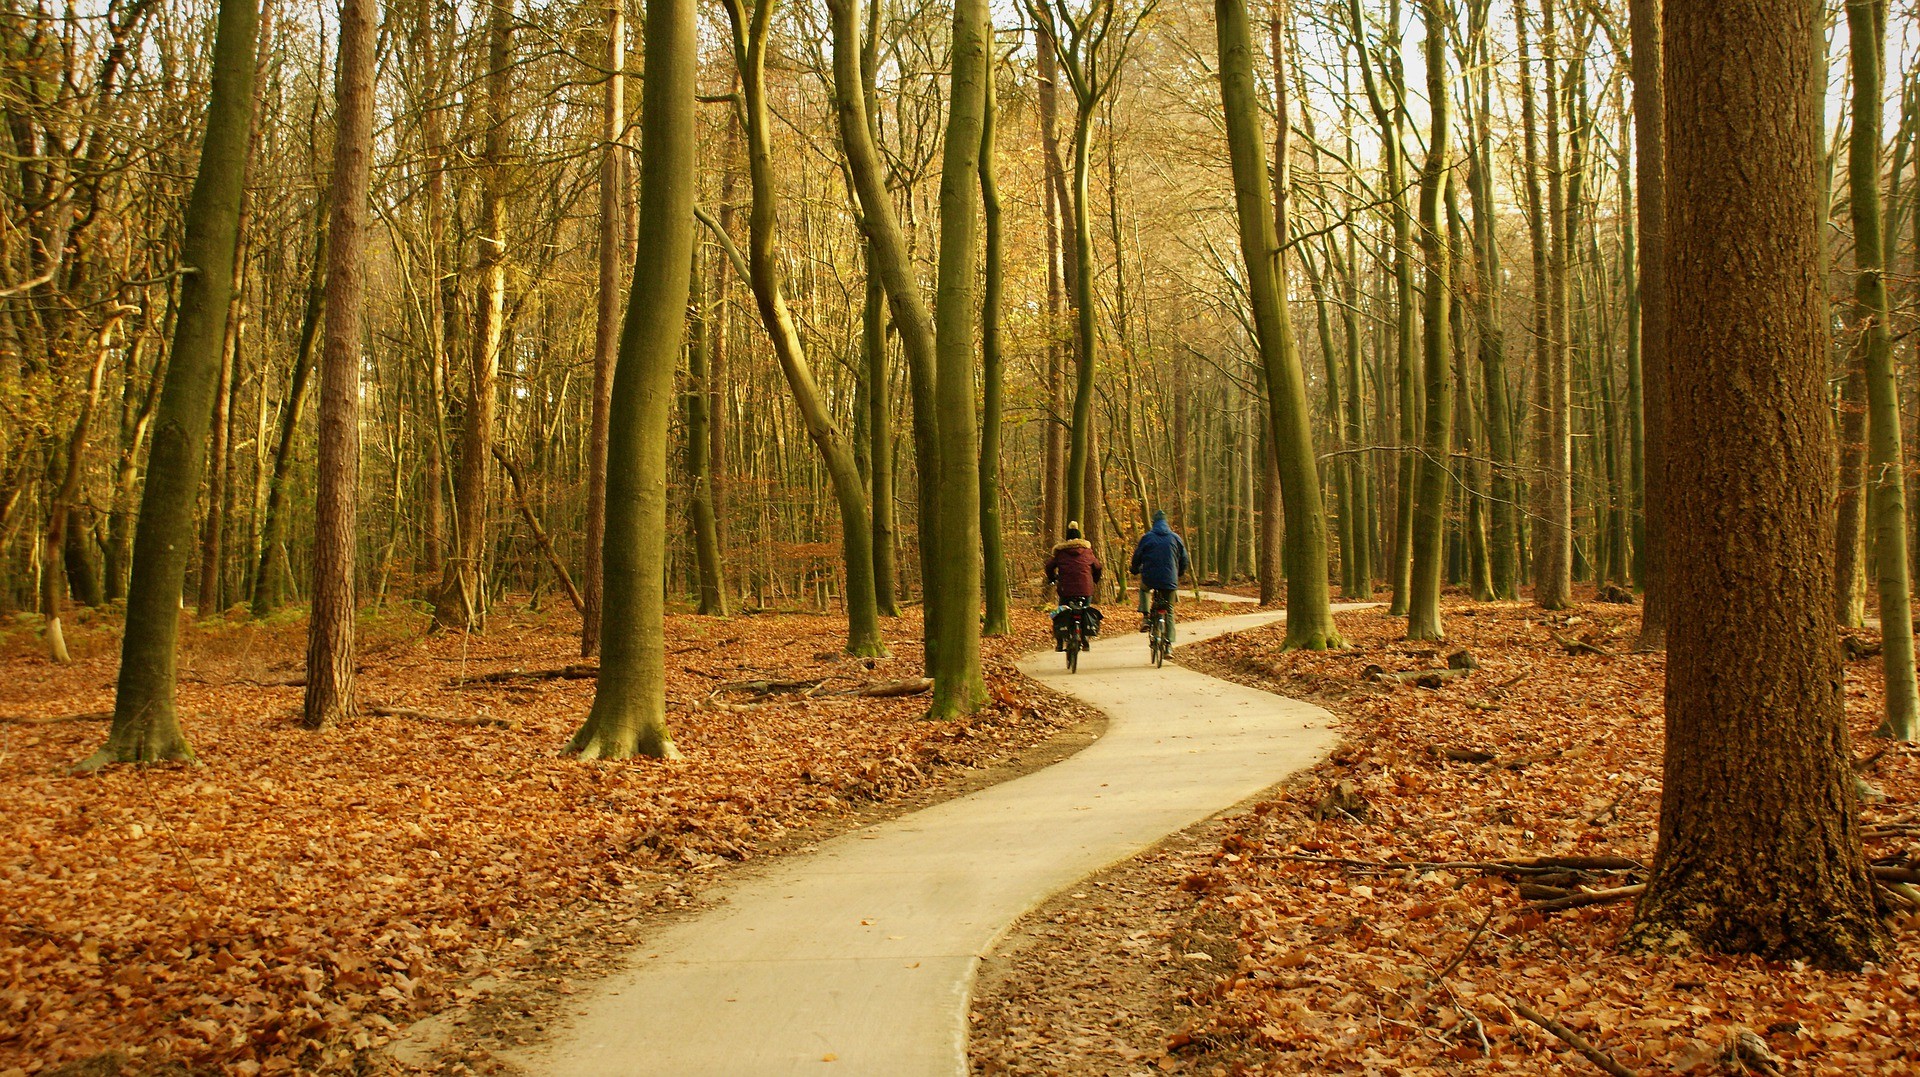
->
[[83, 0, 259, 770], [42, 328, 116, 663], [1406, 0, 1452, 640], [1516, 0, 1553, 604], [686, 251, 729, 616], [1845, 0, 1918, 740], [1038, 25, 1067, 547], [581, 0, 626, 656], [1626, 0, 1884, 966], [303, 0, 375, 731], [979, 52, 1010, 639], [1218, 0, 1341, 649], [564, 0, 695, 761], [432, 0, 510, 633], [1535, 0, 1574, 610], [725, 0, 883, 658], [251, 201, 326, 617]]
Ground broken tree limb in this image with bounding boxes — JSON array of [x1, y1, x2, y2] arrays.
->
[[491, 446, 584, 615], [0, 711, 111, 726], [366, 704, 516, 729], [1430, 906, 1497, 983], [1366, 665, 1471, 686], [1529, 883, 1646, 913], [453, 663, 599, 687], [1550, 631, 1616, 658], [838, 677, 933, 698], [1872, 865, 1920, 884], [1510, 1000, 1638, 1077]]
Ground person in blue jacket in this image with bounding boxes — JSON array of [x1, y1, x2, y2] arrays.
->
[[1129, 510, 1190, 634]]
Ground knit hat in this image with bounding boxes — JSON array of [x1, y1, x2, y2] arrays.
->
[[1065, 520, 1081, 540]]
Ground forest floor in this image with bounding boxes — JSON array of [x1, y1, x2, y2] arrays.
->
[[0, 592, 1242, 1076], [969, 594, 1920, 1076]]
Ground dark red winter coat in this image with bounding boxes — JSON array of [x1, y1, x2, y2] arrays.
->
[[1044, 539, 1104, 599]]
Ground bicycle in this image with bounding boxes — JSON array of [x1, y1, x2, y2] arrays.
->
[[1146, 591, 1174, 668], [1053, 596, 1095, 673]]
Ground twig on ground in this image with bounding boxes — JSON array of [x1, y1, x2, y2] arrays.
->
[[1430, 906, 1497, 983], [1510, 999, 1638, 1076]]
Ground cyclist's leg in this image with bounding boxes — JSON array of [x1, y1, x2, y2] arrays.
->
[[1156, 589, 1177, 645]]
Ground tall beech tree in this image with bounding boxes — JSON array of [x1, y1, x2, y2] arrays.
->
[[1846, 0, 1918, 742], [303, 0, 376, 730], [1216, 0, 1341, 650], [1629, 0, 1668, 648], [1405, 0, 1451, 640], [564, 0, 696, 761], [81, 0, 260, 769], [1627, 0, 1884, 966], [581, 0, 626, 656], [979, 46, 1011, 639]]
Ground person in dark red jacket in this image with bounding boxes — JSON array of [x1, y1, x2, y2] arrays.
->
[[1044, 523, 1104, 651], [1044, 522, 1103, 599]]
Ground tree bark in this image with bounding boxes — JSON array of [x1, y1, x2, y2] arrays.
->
[[564, 0, 696, 761], [686, 251, 728, 616], [581, 0, 626, 656], [303, 0, 375, 731], [83, 0, 260, 769], [250, 200, 325, 618], [1407, 0, 1452, 640], [979, 50, 1010, 639], [1626, 0, 1885, 966]]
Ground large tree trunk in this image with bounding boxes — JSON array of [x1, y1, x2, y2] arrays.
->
[[303, 0, 375, 731], [580, 0, 626, 656], [979, 53, 1010, 639], [83, 0, 260, 770], [432, 0, 510, 633], [725, 0, 884, 658], [564, 0, 695, 761], [1846, 0, 1919, 740], [1626, 0, 1884, 967], [1406, 0, 1452, 640], [1218, 0, 1341, 649]]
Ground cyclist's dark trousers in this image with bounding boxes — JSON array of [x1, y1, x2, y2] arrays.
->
[[1139, 588, 1177, 645]]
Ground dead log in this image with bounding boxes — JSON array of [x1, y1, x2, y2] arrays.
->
[[1447, 649, 1480, 670], [1431, 746, 1499, 763], [367, 704, 516, 730], [1872, 865, 1920, 884], [1596, 584, 1636, 605], [1550, 631, 1615, 658], [1367, 665, 1471, 687], [454, 663, 599, 687], [1843, 635, 1883, 661], [840, 678, 933, 698], [0, 710, 111, 726], [1510, 1000, 1638, 1077]]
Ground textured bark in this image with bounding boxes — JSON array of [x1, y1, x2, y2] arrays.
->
[[979, 54, 1010, 639], [581, 0, 626, 656], [432, 0, 510, 633], [1536, 0, 1574, 610], [1038, 24, 1067, 548], [564, 0, 695, 762], [1627, 0, 1884, 966], [84, 0, 260, 769], [1406, 0, 1452, 641], [685, 254, 729, 617], [1217, 0, 1341, 649], [303, 0, 375, 731], [1835, 350, 1870, 627], [1515, 0, 1552, 602]]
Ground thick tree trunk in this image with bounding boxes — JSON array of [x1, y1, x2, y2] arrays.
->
[[84, 0, 260, 769], [1845, 0, 1919, 740], [564, 0, 696, 761], [1626, 0, 1884, 966], [581, 0, 626, 656], [303, 0, 375, 731], [979, 54, 1010, 639], [1217, 0, 1341, 649], [432, 0, 510, 633], [1407, 0, 1452, 641]]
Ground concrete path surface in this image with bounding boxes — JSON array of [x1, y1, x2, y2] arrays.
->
[[514, 605, 1365, 1076]]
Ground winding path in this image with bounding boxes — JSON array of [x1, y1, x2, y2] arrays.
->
[[515, 603, 1364, 1076]]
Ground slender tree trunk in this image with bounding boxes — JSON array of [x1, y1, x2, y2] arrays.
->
[[303, 0, 375, 731], [1536, 0, 1574, 609], [41, 330, 115, 663], [565, 0, 695, 761], [1038, 26, 1067, 547], [1836, 349, 1871, 625], [686, 252, 729, 616], [979, 52, 1010, 638], [1628, 0, 1885, 966], [1630, 0, 1668, 643], [1407, 0, 1452, 640], [198, 279, 239, 616], [1218, 0, 1341, 648], [581, 0, 625, 656], [726, 0, 883, 657], [84, 0, 259, 769], [1339, 227, 1375, 598], [252, 203, 326, 617], [1516, 0, 1553, 603], [1846, 0, 1918, 740]]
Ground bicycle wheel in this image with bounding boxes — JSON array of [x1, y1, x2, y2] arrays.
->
[[1152, 627, 1165, 668], [1066, 626, 1080, 673]]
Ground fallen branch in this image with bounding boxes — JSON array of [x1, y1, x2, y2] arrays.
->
[[0, 710, 111, 726], [1530, 883, 1646, 913], [1273, 853, 1643, 877], [1365, 664, 1470, 687], [366, 704, 516, 730], [838, 678, 933, 698], [1430, 906, 1496, 983], [1550, 631, 1615, 658], [453, 664, 598, 687], [1510, 1000, 1638, 1077], [1872, 865, 1920, 885]]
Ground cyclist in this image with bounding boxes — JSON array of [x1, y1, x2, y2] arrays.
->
[[1044, 521, 1103, 651], [1129, 509, 1190, 640]]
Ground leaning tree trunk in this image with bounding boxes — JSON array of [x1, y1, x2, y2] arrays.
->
[[1625, 0, 1885, 967], [725, 0, 884, 658], [251, 203, 325, 618], [581, 0, 625, 656], [303, 0, 375, 731], [82, 0, 259, 770], [1846, 0, 1919, 741], [978, 52, 1011, 639], [432, 0, 510, 632], [1406, 0, 1452, 641], [564, 0, 696, 761], [1217, 0, 1342, 650], [42, 331, 116, 663]]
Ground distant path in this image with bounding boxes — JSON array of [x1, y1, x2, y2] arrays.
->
[[514, 604, 1371, 1076]]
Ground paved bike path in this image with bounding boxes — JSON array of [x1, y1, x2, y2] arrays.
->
[[518, 605, 1366, 1076]]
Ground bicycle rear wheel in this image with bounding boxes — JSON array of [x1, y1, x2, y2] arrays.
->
[[1066, 630, 1080, 673]]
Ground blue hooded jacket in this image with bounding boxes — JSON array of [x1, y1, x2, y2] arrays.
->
[[1130, 517, 1190, 591]]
